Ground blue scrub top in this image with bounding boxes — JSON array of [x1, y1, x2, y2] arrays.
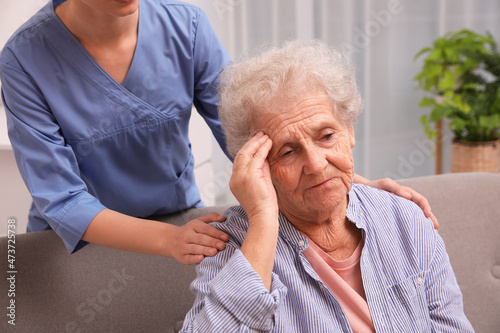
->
[[0, 0, 232, 253]]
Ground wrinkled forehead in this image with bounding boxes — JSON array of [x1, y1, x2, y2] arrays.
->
[[253, 90, 335, 125], [253, 93, 342, 139]]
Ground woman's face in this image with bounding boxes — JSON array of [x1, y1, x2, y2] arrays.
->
[[257, 92, 355, 220]]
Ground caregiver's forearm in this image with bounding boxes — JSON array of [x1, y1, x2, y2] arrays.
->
[[82, 209, 173, 256]]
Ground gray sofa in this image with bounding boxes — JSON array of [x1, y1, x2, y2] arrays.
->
[[1, 172, 499, 332]]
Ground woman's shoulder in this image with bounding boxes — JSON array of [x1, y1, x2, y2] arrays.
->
[[209, 205, 249, 245], [351, 184, 438, 270], [139, 0, 214, 46], [351, 183, 425, 214], [0, 4, 54, 67], [143, 0, 205, 17], [350, 183, 434, 235]]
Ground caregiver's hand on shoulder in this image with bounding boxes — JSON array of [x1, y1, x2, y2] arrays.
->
[[230, 131, 279, 220], [83, 209, 229, 265], [164, 213, 229, 265], [354, 174, 439, 229]]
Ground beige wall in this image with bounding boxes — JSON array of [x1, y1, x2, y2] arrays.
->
[[0, 149, 31, 237]]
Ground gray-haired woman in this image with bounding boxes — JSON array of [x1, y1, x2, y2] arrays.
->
[[180, 40, 472, 332]]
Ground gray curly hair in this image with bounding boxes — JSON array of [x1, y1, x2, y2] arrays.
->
[[218, 39, 363, 158]]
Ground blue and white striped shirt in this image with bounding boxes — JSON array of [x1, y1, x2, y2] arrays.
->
[[181, 184, 474, 332]]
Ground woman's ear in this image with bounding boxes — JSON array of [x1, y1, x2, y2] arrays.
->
[[348, 125, 355, 148]]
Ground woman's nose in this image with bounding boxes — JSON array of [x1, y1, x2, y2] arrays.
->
[[302, 147, 328, 175]]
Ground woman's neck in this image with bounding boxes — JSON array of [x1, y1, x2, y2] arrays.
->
[[55, 0, 139, 47], [54, 0, 139, 84], [284, 199, 361, 261], [301, 218, 361, 261]]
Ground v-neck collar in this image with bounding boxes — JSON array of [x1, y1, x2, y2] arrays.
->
[[51, 0, 141, 88], [47, 0, 170, 120]]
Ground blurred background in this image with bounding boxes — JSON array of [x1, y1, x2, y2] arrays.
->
[[1, 0, 499, 235]]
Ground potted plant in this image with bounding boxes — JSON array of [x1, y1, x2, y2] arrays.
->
[[414, 29, 500, 173]]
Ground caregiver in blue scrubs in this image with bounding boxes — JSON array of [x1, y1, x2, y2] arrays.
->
[[0, 0, 436, 264]]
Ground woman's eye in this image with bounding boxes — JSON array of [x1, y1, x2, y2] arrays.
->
[[281, 150, 293, 157], [322, 133, 334, 140]]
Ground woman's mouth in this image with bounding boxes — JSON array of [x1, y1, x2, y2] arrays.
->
[[309, 178, 334, 189]]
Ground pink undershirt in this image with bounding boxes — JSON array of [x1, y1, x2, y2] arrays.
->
[[301, 235, 376, 332]]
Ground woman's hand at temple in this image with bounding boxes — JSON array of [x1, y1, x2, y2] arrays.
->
[[229, 131, 279, 290], [230, 131, 279, 220]]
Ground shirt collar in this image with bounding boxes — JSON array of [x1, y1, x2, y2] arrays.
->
[[277, 213, 310, 252], [346, 184, 366, 230]]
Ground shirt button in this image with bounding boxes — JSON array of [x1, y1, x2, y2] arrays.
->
[[298, 240, 305, 247], [417, 277, 424, 285]]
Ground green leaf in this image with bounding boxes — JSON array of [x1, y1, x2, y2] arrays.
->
[[443, 47, 455, 60], [425, 126, 437, 140], [419, 114, 437, 140], [419, 97, 435, 107], [426, 49, 444, 61], [423, 63, 443, 78], [420, 114, 429, 126], [479, 114, 500, 129], [430, 105, 450, 122], [463, 58, 479, 70], [451, 95, 471, 114], [462, 83, 479, 90], [414, 47, 432, 60], [450, 118, 467, 132], [443, 90, 454, 99], [437, 70, 455, 91]]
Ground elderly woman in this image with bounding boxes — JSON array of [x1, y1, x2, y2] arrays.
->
[[180, 40, 473, 332]]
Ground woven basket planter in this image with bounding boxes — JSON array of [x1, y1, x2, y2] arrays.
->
[[451, 139, 500, 173]]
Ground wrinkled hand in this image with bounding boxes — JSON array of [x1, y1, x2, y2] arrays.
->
[[166, 213, 229, 265], [364, 177, 439, 229], [230, 132, 279, 220]]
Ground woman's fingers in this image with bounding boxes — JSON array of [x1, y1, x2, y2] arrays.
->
[[182, 254, 205, 265], [231, 131, 270, 194], [195, 212, 229, 240], [190, 218, 229, 245], [233, 131, 273, 179], [230, 132, 276, 211], [248, 136, 273, 169], [233, 132, 270, 170], [166, 213, 230, 265], [182, 218, 227, 251], [180, 242, 226, 265], [366, 178, 439, 229], [429, 212, 439, 230], [404, 189, 439, 229], [368, 178, 410, 197]]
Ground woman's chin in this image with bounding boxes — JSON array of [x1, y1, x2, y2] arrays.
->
[[281, 195, 348, 221], [305, 186, 348, 210]]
